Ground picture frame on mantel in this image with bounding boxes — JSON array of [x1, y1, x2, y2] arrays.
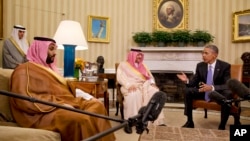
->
[[87, 15, 110, 43], [153, 0, 188, 31], [232, 9, 250, 43]]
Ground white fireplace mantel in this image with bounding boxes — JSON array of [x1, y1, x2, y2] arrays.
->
[[131, 47, 204, 73], [131, 47, 203, 52]]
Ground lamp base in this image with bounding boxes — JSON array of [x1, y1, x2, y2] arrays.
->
[[63, 44, 76, 78]]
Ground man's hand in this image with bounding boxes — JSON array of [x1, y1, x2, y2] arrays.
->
[[199, 82, 213, 93], [128, 85, 137, 93], [150, 83, 158, 89], [177, 72, 188, 83]]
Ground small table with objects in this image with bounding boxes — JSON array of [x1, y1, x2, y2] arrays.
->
[[68, 77, 109, 115]]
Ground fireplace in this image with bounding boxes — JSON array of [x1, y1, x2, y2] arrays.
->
[[151, 70, 193, 103], [131, 47, 204, 103]]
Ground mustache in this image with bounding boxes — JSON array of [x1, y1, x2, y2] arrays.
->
[[47, 54, 56, 58], [49, 54, 56, 58]]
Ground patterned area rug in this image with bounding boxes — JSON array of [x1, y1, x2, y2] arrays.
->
[[240, 107, 250, 118], [139, 125, 229, 141], [109, 101, 250, 118]]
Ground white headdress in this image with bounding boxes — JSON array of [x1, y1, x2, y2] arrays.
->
[[11, 25, 29, 54]]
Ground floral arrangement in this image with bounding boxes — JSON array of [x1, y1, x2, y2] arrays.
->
[[75, 58, 85, 70]]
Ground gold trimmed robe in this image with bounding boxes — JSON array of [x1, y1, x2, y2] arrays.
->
[[9, 62, 115, 141]]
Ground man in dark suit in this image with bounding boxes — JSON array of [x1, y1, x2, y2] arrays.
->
[[177, 44, 236, 130]]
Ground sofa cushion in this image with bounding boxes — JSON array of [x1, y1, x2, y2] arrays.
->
[[0, 68, 61, 141], [0, 126, 61, 141], [0, 68, 14, 122]]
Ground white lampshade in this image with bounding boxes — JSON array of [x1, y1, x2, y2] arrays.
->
[[53, 20, 88, 50]]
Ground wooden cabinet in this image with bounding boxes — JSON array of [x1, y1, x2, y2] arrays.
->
[[68, 78, 109, 115]]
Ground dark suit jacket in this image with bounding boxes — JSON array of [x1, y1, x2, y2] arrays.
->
[[187, 59, 231, 97]]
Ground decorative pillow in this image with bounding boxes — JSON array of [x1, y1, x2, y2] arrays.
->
[[0, 68, 14, 122]]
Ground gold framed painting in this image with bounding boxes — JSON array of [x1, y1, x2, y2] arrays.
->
[[232, 9, 250, 43], [153, 0, 188, 31], [0, 0, 3, 39], [87, 15, 110, 43]]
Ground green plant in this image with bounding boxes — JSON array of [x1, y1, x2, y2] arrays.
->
[[191, 30, 214, 43], [132, 31, 152, 44], [172, 29, 191, 43], [151, 30, 172, 43]]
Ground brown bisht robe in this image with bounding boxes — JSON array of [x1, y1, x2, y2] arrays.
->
[[9, 62, 115, 141]]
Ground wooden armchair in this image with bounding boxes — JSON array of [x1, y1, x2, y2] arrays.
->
[[115, 63, 124, 119], [192, 64, 243, 120]]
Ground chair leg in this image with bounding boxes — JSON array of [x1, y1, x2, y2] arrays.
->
[[233, 103, 241, 125], [204, 109, 207, 118], [115, 101, 119, 116], [120, 104, 124, 120]]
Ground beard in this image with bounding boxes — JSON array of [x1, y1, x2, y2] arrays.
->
[[46, 55, 55, 64]]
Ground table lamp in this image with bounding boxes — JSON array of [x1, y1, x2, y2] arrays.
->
[[54, 20, 88, 78]]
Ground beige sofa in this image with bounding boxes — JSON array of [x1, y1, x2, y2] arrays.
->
[[0, 68, 61, 141]]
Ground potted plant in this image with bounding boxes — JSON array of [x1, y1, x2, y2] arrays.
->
[[172, 29, 191, 47], [191, 30, 214, 46], [132, 31, 152, 47], [152, 30, 172, 47]]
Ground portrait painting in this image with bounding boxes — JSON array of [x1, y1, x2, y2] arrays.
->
[[87, 15, 110, 43], [153, 0, 188, 31], [232, 9, 250, 43]]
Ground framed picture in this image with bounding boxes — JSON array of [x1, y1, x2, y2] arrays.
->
[[153, 0, 188, 31], [87, 15, 110, 43], [232, 9, 250, 43], [0, 0, 3, 39]]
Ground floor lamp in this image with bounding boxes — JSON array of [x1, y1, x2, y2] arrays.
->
[[54, 20, 88, 78]]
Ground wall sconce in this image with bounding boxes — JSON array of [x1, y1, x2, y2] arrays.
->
[[54, 20, 88, 78]]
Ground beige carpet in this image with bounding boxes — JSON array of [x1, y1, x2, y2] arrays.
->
[[109, 102, 250, 141]]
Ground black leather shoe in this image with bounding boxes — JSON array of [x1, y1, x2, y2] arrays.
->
[[218, 122, 226, 130], [182, 121, 194, 128], [218, 125, 225, 130], [234, 121, 241, 125], [159, 124, 167, 126], [124, 124, 132, 134]]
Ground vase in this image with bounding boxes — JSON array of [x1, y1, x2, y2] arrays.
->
[[74, 68, 80, 80], [177, 41, 185, 47], [157, 42, 165, 47], [197, 41, 205, 47], [138, 43, 146, 47]]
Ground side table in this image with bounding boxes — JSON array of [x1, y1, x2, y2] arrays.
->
[[68, 78, 109, 115], [98, 73, 116, 107]]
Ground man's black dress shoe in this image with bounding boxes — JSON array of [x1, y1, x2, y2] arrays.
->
[[182, 121, 194, 128], [218, 125, 225, 130], [234, 119, 241, 125], [159, 124, 167, 126], [124, 124, 132, 134]]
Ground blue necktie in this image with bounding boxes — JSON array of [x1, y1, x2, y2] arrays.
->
[[205, 65, 213, 101]]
